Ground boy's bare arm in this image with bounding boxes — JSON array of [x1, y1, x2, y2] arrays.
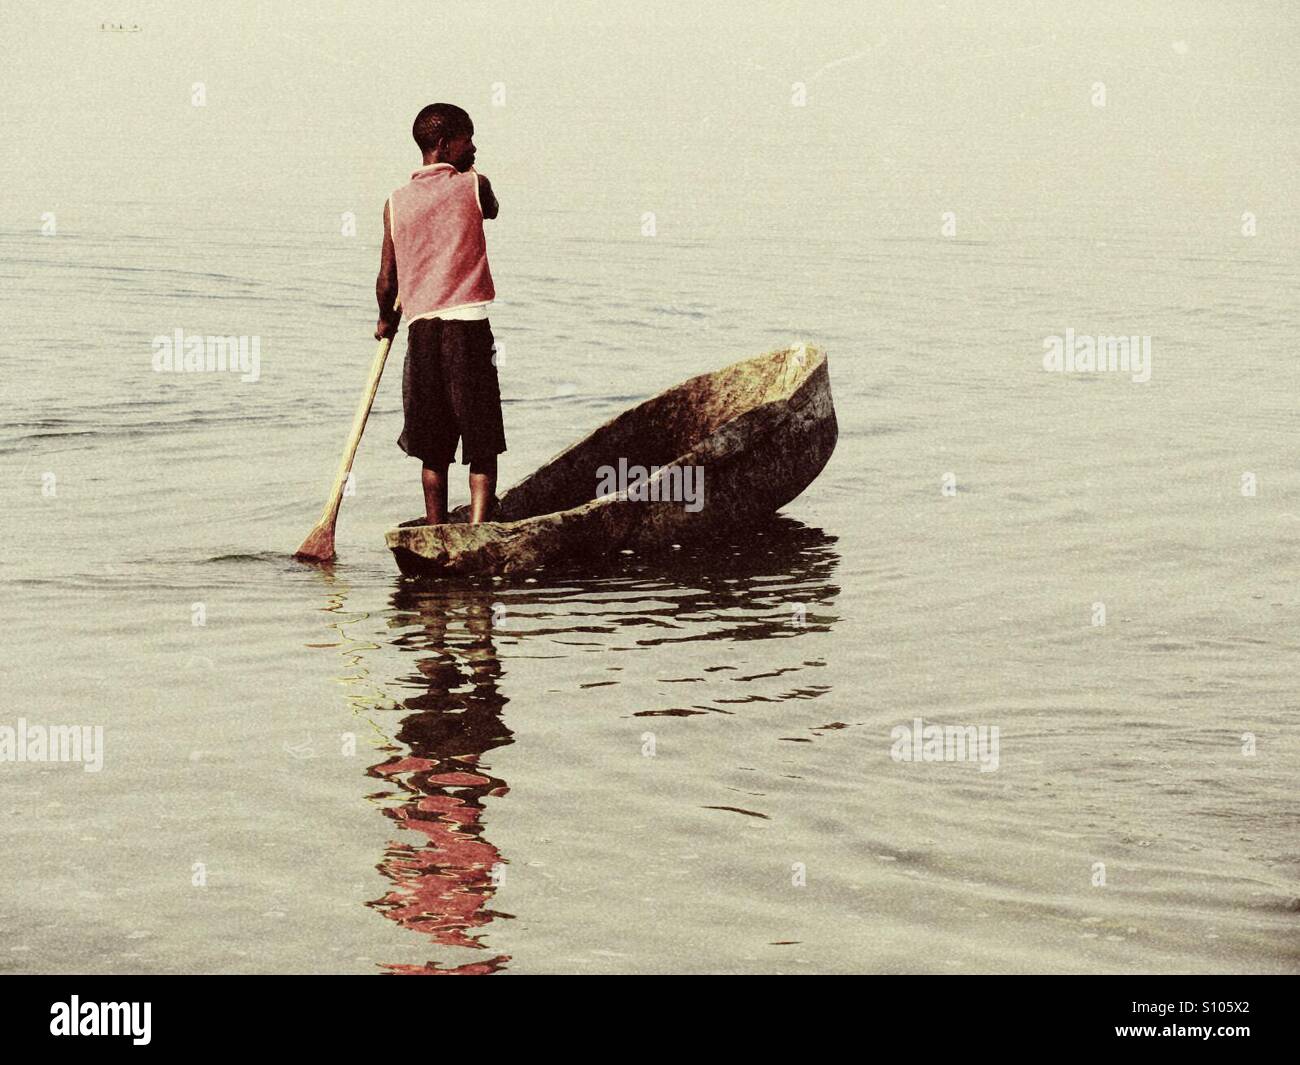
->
[[374, 200, 401, 339], [477, 173, 499, 220]]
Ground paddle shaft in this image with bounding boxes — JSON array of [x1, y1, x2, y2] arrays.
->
[[294, 298, 402, 561], [313, 330, 394, 529]]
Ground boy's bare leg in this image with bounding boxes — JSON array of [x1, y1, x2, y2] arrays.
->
[[468, 456, 497, 523], [422, 463, 449, 524]]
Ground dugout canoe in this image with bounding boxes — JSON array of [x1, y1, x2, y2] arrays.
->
[[386, 343, 837, 576]]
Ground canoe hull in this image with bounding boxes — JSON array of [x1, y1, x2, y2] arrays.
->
[[387, 344, 837, 577]]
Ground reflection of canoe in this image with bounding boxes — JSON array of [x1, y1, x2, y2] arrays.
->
[[386, 343, 837, 577]]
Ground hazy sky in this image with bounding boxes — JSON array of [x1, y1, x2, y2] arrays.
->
[[3, 1, 1297, 236]]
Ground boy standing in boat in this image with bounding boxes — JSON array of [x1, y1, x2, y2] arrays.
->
[[375, 103, 503, 525]]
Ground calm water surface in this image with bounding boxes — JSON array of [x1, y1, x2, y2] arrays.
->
[[2, 2, 1297, 973]]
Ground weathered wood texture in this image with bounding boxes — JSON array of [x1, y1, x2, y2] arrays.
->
[[386, 344, 837, 576]]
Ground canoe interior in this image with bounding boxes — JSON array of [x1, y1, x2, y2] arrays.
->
[[493, 344, 826, 523]]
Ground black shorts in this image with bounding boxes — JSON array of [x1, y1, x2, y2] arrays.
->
[[397, 317, 507, 467]]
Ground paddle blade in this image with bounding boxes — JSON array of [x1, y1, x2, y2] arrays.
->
[[293, 522, 336, 563]]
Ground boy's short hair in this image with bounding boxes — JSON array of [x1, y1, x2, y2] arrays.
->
[[413, 103, 472, 152]]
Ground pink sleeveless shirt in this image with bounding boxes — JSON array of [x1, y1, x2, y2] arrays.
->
[[388, 163, 495, 322]]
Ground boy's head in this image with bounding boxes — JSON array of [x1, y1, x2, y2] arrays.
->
[[413, 103, 476, 171]]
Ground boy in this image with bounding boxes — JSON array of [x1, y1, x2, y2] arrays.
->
[[375, 103, 503, 525]]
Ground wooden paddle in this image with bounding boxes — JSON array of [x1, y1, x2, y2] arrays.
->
[[294, 307, 399, 562]]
